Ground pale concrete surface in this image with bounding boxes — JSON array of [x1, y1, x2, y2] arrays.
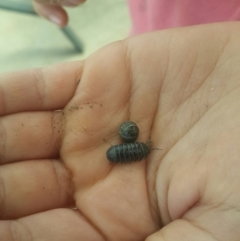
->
[[0, 0, 130, 73]]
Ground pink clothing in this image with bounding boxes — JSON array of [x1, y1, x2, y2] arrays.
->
[[127, 0, 240, 35]]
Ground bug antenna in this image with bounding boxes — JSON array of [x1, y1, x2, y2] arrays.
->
[[151, 148, 162, 151]]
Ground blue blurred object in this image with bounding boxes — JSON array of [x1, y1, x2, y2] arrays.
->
[[0, 0, 83, 52]]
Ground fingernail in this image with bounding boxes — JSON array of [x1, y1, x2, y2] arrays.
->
[[62, 0, 79, 6], [49, 14, 62, 26]]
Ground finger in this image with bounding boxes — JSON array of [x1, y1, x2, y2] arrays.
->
[[0, 61, 83, 116], [33, 1, 68, 26], [0, 209, 105, 241], [0, 111, 62, 164], [34, 0, 86, 6], [0, 160, 73, 219]]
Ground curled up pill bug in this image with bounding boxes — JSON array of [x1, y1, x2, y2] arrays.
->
[[119, 121, 139, 143], [106, 141, 151, 164]]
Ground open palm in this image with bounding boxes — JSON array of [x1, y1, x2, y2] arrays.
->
[[1, 22, 240, 241]]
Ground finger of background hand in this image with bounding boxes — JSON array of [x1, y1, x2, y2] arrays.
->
[[34, 0, 86, 6], [0, 209, 105, 241], [0, 160, 73, 219], [0, 111, 62, 164], [0, 61, 83, 116], [33, 1, 68, 26]]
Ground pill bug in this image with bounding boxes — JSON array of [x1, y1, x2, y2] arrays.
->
[[119, 121, 139, 143], [106, 142, 151, 163]]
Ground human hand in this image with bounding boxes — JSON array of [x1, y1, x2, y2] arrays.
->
[[1, 22, 240, 240], [32, 0, 86, 26]]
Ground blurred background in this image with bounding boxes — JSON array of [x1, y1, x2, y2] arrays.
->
[[0, 0, 131, 73]]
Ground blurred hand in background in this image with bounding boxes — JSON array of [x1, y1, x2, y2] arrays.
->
[[32, 0, 86, 27]]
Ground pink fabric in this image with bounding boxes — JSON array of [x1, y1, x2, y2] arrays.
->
[[127, 0, 240, 35]]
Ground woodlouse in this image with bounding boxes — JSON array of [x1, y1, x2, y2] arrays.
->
[[119, 121, 139, 143], [106, 142, 151, 163]]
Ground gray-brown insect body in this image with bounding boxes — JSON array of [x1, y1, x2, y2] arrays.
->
[[106, 142, 150, 163], [119, 121, 139, 143]]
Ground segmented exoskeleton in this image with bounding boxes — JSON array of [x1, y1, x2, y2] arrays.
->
[[106, 142, 150, 163]]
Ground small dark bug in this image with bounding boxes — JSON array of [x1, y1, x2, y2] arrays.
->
[[119, 121, 139, 143], [106, 142, 150, 163]]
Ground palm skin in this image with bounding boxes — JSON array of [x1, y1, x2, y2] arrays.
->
[[1, 22, 240, 241]]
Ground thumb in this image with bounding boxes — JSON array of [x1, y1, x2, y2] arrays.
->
[[146, 219, 214, 240]]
